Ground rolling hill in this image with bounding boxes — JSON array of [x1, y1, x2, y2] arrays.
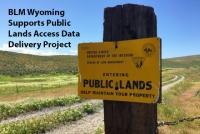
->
[[0, 50, 199, 76], [0, 51, 77, 76], [162, 55, 200, 68]]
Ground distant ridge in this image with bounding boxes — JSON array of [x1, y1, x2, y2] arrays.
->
[[0, 50, 199, 76], [0, 50, 77, 76], [163, 55, 200, 68]]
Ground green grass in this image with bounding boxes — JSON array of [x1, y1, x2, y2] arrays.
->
[[93, 123, 104, 134], [0, 74, 78, 96], [162, 73, 175, 83], [0, 96, 82, 121], [162, 75, 182, 86], [182, 67, 200, 82], [195, 89, 200, 97], [162, 68, 173, 72], [158, 81, 191, 121], [0, 103, 102, 134], [94, 124, 104, 134]]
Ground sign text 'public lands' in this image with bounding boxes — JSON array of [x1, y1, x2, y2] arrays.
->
[[78, 37, 161, 103]]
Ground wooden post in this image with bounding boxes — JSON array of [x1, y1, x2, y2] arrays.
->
[[103, 4, 158, 134]]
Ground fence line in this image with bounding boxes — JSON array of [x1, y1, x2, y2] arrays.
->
[[158, 116, 200, 127]]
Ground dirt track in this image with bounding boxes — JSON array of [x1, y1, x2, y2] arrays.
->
[[47, 76, 185, 134], [0, 100, 97, 125], [0, 76, 184, 134], [162, 76, 185, 92], [47, 109, 104, 134]]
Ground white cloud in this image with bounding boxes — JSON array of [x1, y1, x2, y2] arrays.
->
[[0, 43, 77, 56], [69, 50, 77, 55]]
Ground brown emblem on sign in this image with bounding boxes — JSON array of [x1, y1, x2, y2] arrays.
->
[[132, 57, 145, 69], [143, 43, 156, 57]]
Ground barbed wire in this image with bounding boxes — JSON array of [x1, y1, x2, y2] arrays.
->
[[157, 116, 200, 127]]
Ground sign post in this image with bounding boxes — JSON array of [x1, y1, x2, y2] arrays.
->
[[78, 3, 160, 134], [103, 4, 158, 134]]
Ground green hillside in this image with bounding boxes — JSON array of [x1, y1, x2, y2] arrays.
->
[[163, 55, 200, 68], [0, 51, 77, 76], [0, 50, 199, 76]]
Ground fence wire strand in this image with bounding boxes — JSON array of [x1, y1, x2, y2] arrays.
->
[[158, 116, 200, 127]]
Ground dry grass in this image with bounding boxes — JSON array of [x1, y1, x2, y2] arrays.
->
[[0, 87, 77, 102], [178, 84, 200, 115], [158, 82, 200, 134], [159, 124, 200, 134]]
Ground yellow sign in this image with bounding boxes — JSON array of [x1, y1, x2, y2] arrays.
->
[[78, 37, 161, 103]]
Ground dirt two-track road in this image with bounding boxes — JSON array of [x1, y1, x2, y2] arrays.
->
[[47, 76, 184, 134]]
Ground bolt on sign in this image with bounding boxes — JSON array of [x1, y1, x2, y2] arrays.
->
[[78, 37, 161, 103]]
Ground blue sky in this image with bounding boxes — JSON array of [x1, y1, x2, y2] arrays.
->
[[0, 0, 199, 58]]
